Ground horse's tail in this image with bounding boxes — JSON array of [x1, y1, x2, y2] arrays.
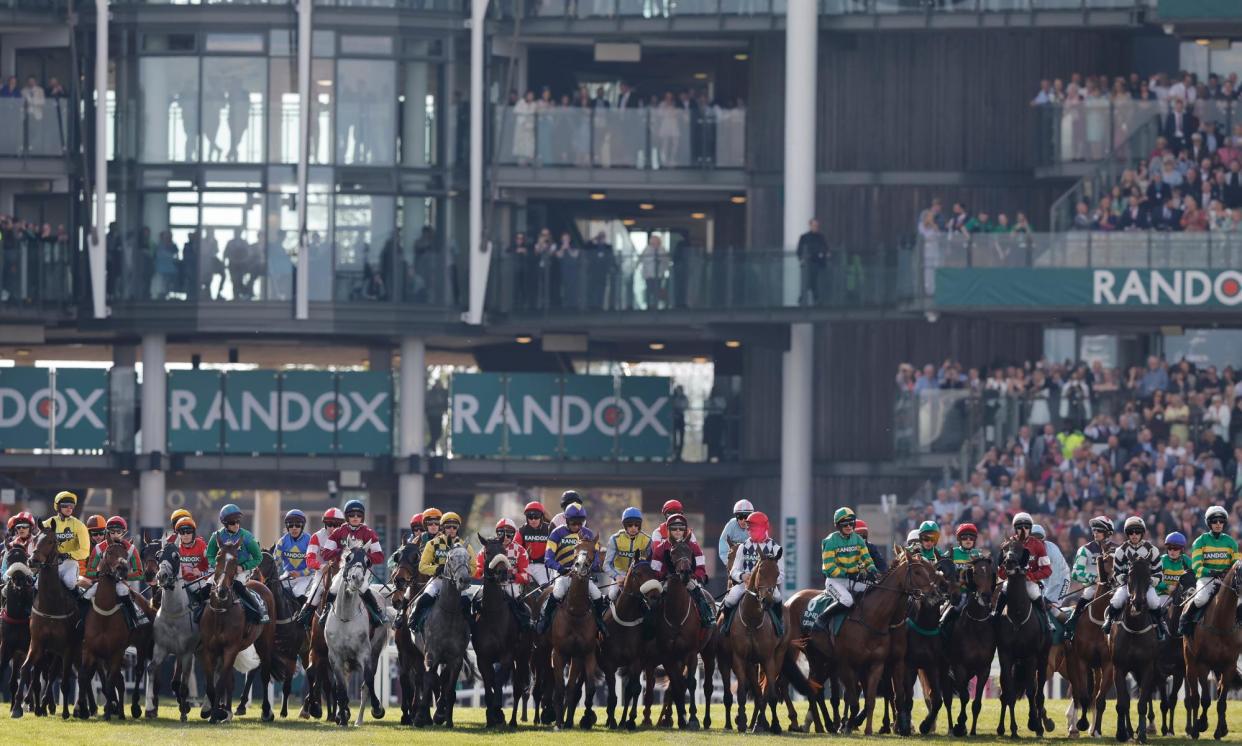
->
[[782, 650, 822, 697], [459, 646, 479, 684]]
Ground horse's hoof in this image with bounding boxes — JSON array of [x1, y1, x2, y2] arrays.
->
[[200, 707, 211, 720], [235, 704, 247, 717], [1045, 717, 1056, 732], [626, 720, 636, 732], [580, 710, 597, 729], [372, 706, 384, 720], [9, 708, 21, 720], [262, 711, 274, 723], [920, 720, 933, 735], [131, 704, 140, 719], [686, 717, 700, 731], [1116, 731, 1127, 742], [1214, 726, 1228, 740], [400, 714, 411, 725], [953, 724, 967, 738], [770, 722, 783, 735]]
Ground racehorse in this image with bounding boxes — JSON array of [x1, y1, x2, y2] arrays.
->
[[241, 549, 310, 719], [1153, 571, 1193, 736], [324, 544, 387, 727], [0, 547, 34, 708], [15, 530, 83, 720], [546, 540, 601, 730], [725, 544, 786, 734], [1183, 560, 1242, 740], [390, 543, 426, 726], [303, 556, 339, 721], [903, 554, 955, 735], [80, 541, 151, 720], [414, 544, 472, 728], [944, 555, 996, 737], [472, 533, 528, 729], [145, 542, 199, 722], [653, 539, 707, 731], [1063, 551, 1114, 738], [1111, 553, 1158, 744], [995, 539, 1051, 739], [601, 560, 656, 730], [199, 540, 275, 723]]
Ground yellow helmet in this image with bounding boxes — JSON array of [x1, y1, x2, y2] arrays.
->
[[55, 491, 78, 507], [441, 512, 462, 527], [170, 508, 192, 525]]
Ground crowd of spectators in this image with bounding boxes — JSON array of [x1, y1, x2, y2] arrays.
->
[[894, 355, 1242, 563], [0, 214, 73, 304]]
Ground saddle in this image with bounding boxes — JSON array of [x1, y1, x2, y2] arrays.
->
[[801, 592, 844, 636]]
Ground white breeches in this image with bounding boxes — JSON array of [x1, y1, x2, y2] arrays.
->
[[1192, 576, 1219, 608], [824, 577, 865, 607], [424, 577, 446, 598], [1110, 582, 1159, 610], [723, 582, 783, 608], [607, 582, 621, 602], [1081, 583, 1099, 601], [59, 558, 78, 590], [528, 563, 551, 586], [552, 574, 601, 601], [1001, 578, 1041, 600], [307, 569, 328, 605], [83, 579, 130, 600], [284, 573, 313, 598]]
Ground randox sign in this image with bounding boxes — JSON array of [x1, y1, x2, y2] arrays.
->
[[0, 367, 109, 450], [935, 268, 1242, 308], [450, 373, 672, 459]]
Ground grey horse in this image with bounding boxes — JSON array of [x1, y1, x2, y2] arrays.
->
[[323, 543, 388, 727], [414, 544, 473, 728], [145, 542, 201, 722]]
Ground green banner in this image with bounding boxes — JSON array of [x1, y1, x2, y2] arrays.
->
[[1158, 0, 1242, 19], [168, 370, 223, 453], [224, 370, 280, 454], [563, 375, 617, 459], [450, 373, 505, 458], [935, 268, 1242, 308], [279, 371, 336, 455], [506, 373, 562, 458], [0, 368, 50, 450], [618, 376, 671, 459], [336, 371, 392, 456], [54, 369, 109, 450], [0, 368, 108, 450]]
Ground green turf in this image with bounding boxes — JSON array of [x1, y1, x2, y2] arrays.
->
[[11, 698, 1242, 745]]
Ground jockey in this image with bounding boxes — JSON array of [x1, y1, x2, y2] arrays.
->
[[318, 500, 387, 626], [409, 511, 476, 631], [164, 508, 193, 543], [85, 514, 108, 547], [905, 529, 920, 550], [2, 512, 36, 575], [1157, 532, 1192, 601], [651, 499, 698, 544], [84, 516, 148, 628], [1032, 524, 1070, 605], [1063, 515, 1115, 640], [413, 508, 442, 558], [1104, 516, 1167, 639], [473, 518, 532, 630], [991, 512, 1052, 625], [855, 520, 887, 573], [515, 501, 552, 587], [205, 504, 269, 624], [171, 516, 209, 581], [720, 511, 784, 635], [538, 503, 608, 636], [1179, 506, 1241, 637], [913, 521, 945, 563], [717, 499, 753, 571], [603, 507, 652, 602], [387, 512, 426, 568], [273, 509, 314, 602], [550, 491, 586, 529], [940, 523, 984, 628], [40, 491, 91, 594], [650, 513, 715, 629], [815, 507, 877, 630], [296, 507, 345, 627]]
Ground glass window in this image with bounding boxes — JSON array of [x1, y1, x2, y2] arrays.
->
[[269, 58, 333, 165], [312, 31, 336, 57], [143, 34, 196, 53], [265, 190, 299, 302], [138, 57, 199, 163], [141, 191, 197, 300], [307, 181, 334, 301], [1165, 329, 1242, 369], [200, 191, 264, 301], [334, 194, 395, 301], [340, 35, 393, 56], [1043, 328, 1076, 365], [336, 59, 396, 165], [399, 196, 444, 304], [201, 57, 266, 163], [270, 30, 293, 57], [205, 34, 264, 53], [401, 60, 439, 167]]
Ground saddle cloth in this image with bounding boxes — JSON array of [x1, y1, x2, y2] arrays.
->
[[800, 592, 845, 636]]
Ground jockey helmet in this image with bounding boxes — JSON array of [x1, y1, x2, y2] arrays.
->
[[495, 517, 517, 533], [560, 490, 582, 508], [1205, 505, 1228, 527], [834, 507, 856, 526], [662, 499, 684, 515], [918, 520, 940, 541], [1089, 516, 1114, 534], [106, 516, 128, 533], [7, 514, 30, 531], [1164, 531, 1187, 548], [955, 523, 978, 540], [732, 499, 754, 518], [175, 516, 197, 533], [1123, 516, 1146, 534], [170, 508, 192, 525], [564, 504, 587, 522], [343, 499, 365, 517], [85, 514, 107, 531], [1031, 524, 1046, 539], [747, 511, 769, 529], [854, 519, 869, 536], [747, 512, 770, 541], [524, 501, 546, 517], [284, 509, 306, 526], [421, 507, 442, 522], [55, 491, 77, 507], [322, 507, 345, 526], [410, 513, 424, 529], [666, 513, 688, 529], [621, 507, 643, 524], [1011, 512, 1033, 530], [441, 512, 462, 527], [219, 504, 242, 524], [906, 529, 921, 544]]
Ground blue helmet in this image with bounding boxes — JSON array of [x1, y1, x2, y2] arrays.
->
[[621, 507, 643, 523], [564, 503, 587, 522], [343, 499, 365, 517], [284, 509, 306, 526], [218, 504, 242, 524], [1164, 531, 1187, 548]]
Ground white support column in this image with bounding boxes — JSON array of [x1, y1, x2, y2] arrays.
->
[[139, 333, 166, 537], [294, 0, 312, 320], [465, 0, 490, 325], [397, 338, 426, 529], [90, 0, 109, 319], [780, 0, 818, 591]]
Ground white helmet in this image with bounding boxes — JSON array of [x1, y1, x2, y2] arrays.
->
[[1012, 512, 1033, 530], [1031, 524, 1046, 539], [1206, 506, 1228, 527], [732, 499, 754, 516], [1123, 516, 1146, 533], [906, 529, 921, 544]]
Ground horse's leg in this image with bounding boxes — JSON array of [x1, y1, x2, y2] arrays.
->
[[550, 649, 568, 729], [731, 657, 749, 732], [1137, 667, 1153, 745], [701, 651, 714, 730], [144, 644, 161, 718], [1094, 661, 1112, 738], [259, 657, 274, 723], [580, 652, 599, 730], [719, 654, 734, 731], [1213, 665, 1230, 741], [761, 655, 782, 734], [686, 655, 701, 730], [129, 648, 146, 720], [563, 655, 583, 730], [1114, 665, 1130, 742], [234, 669, 254, 716], [862, 661, 886, 736], [641, 663, 656, 727]]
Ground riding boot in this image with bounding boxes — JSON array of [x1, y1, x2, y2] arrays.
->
[[813, 601, 844, 632], [319, 590, 337, 622], [537, 594, 561, 635], [1062, 595, 1089, 640], [236, 580, 270, 624], [1101, 603, 1121, 634], [592, 597, 610, 639], [1179, 603, 1202, 638], [409, 592, 435, 632], [1152, 607, 1168, 641], [121, 594, 149, 628], [693, 588, 715, 629], [295, 602, 317, 629], [508, 594, 532, 631], [362, 588, 385, 626], [720, 603, 738, 635]]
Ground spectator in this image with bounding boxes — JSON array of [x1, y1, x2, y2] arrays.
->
[[1181, 196, 1209, 232], [639, 234, 668, 310], [0, 76, 18, 98], [796, 218, 829, 305]]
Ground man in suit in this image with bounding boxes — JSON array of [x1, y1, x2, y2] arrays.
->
[[1153, 195, 1183, 231], [1224, 160, 1242, 209], [1164, 98, 1197, 153], [1118, 194, 1151, 230], [616, 82, 639, 110], [1146, 169, 1172, 206]]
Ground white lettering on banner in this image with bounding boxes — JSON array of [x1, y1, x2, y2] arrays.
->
[[483, 396, 520, 435], [241, 391, 279, 432], [452, 393, 481, 434], [629, 396, 669, 437], [0, 387, 105, 432], [0, 389, 25, 428], [523, 394, 559, 434], [346, 392, 388, 432], [1093, 270, 1242, 306], [280, 391, 311, 431], [63, 388, 105, 430], [171, 390, 198, 430], [1116, 272, 1149, 305], [201, 392, 240, 431], [561, 396, 591, 435], [1092, 272, 1116, 304]]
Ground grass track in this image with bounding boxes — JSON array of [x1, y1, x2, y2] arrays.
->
[[13, 699, 1242, 746]]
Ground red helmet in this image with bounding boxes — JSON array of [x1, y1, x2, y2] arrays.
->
[[6, 512, 32, 531], [746, 511, 769, 528], [747, 511, 770, 541], [496, 517, 517, 533], [854, 519, 869, 535], [322, 508, 345, 525], [410, 513, 424, 529], [661, 499, 683, 515], [665, 513, 688, 529], [956, 523, 979, 539], [523, 501, 546, 516], [106, 516, 128, 532]]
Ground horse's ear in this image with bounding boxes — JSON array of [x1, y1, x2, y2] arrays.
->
[[894, 545, 905, 560], [477, 531, 486, 546]]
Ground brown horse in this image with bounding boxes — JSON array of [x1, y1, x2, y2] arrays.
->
[[1183, 561, 1242, 740], [547, 540, 601, 730], [1110, 554, 1158, 744], [80, 541, 151, 720], [1153, 571, 1193, 736], [902, 553, 955, 735], [472, 533, 530, 729], [944, 555, 997, 737], [727, 545, 788, 734], [1062, 551, 1115, 738], [995, 539, 1052, 739], [251, 549, 309, 719], [0, 547, 35, 708], [653, 539, 706, 730], [600, 560, 657, 730], [301, 556, 338, 720], [199, 540, 275, 723], [15, 530, 83, 720], [389, 543, 425, 726]]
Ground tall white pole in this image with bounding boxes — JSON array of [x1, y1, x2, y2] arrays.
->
[[295, 0, 312, 320], [139, 333, 167, 538], [780, 0, 817, 592], [91, 0, 108, 319], [466, 0, 489, 325], [398, 338, 426, 528]]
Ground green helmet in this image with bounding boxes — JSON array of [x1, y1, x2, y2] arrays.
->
[[918, 520, 941, 540], [834, 507, 856, 526]]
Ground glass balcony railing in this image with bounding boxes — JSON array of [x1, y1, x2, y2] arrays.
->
[[494, 105, 745, 169], [0, 236, 78, 311], [922, 231, 1242, 272], [506, 0, 1150, 19], [0, 97, 70, 158], [1033, 99, 1164, 168]]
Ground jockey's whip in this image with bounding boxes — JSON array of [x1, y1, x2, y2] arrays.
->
[[367, 567, 394, 595], [523, 578, 557, 599]]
